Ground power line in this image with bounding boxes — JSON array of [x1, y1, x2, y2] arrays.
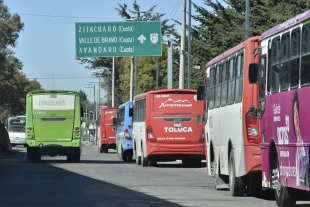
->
[[18, 13, 123, 20], [164, 0, 182, 21]]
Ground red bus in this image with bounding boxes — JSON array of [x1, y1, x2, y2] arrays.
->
[[197, 36, 262, 196], [132, 89, 205, 167], [97, 107, 117, 153]]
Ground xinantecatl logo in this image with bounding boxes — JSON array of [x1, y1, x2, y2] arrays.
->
[[158, 98, 192, 108]]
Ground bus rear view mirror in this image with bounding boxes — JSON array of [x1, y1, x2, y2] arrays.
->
[[129, 108, 133, 117], [112, 117, 117, 126], [249, 63, 259, 84], [196, 86, 204, 100], [80, 107, 84, 118]]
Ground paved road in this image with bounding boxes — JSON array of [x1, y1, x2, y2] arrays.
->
[[0, 145, 309, 207]]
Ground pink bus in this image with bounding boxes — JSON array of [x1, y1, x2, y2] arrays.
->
[[249, 9, 310, 206]]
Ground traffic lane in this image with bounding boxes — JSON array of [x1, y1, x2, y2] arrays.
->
[[3, 146, 310, 207], [0, 148, 182, 207], [52, 147, 276, 207]]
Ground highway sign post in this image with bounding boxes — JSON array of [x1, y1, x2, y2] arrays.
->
[[75, 21, 162, 58]]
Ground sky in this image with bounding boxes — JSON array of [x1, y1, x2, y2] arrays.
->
[[4, 0, 207, 104]]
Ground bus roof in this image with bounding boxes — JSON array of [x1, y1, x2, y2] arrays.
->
[[261, 9, 310, 40], [27, 90, 79, 95], [133, 89, 197, 100], [205, 36, 260, 68], [118, 101, 132, 109]]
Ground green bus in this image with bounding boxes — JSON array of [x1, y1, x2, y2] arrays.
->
[[26, 90, 83, 163]]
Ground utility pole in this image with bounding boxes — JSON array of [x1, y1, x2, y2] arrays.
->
[[179, 0, 186, 89], [187, 0, 192, 89], [245, 0, 250, 40], [112, 57, 115, 107]]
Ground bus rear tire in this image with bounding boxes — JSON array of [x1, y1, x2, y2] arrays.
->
[[141, 145, 148, 167], [273, 155, 296, 207], [27, 147, 40, 163], [149, 157, 157, 167], [136, 156, 141, 165], [122, 149, 127, 162], [103, 145, 108, 153], [248, 174, 261, 197], [229, 150, 246, 196], [99, 146, 103, 153]]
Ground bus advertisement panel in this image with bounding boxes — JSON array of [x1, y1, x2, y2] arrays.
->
[[248, 9, 310, 206], [98, 107, 117, 153], [197, 36, 262, 197], [7, 116, 26, 147], [114, 101, 133, 161], [133, 89, 205, 167], [26, 90, 82, 163]]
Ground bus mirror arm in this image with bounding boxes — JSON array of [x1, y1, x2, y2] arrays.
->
[[249, 105, 257, 116]]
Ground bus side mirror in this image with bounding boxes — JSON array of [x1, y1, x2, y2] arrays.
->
[[196, 86, 204, 100], [81, 107, 84, 118], [129, 108, 133, 117], [112, 117, 117, 126], [249, 63, 259, 84]]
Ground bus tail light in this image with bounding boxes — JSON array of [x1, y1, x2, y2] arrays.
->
[[27, 127, 34, 138], [124, 129, 132, 140], [101, 131, 106, 138], [199, 130, 205, 142], [245, 112, 259, 144], [147, 126, 156, 142], [73, 126, 80, 139]]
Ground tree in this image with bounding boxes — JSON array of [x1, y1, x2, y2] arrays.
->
[[191, 0, 310, 67], [78, 0, 179, 106], [0, 0, 42, 122]]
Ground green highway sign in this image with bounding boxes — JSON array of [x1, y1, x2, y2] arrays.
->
[[75, 21, 162, 58]]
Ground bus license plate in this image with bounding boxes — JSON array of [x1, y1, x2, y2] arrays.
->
[[174, 123, 182, 128]]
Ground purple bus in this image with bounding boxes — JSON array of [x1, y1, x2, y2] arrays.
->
[[249, 9, 310, 207]]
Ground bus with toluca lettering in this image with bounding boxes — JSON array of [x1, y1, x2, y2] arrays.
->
[[196, 36, 262, 197], [97, 106, 117, 153], [7, 116, 26, 147], [25, 90, 83, 163], [249, 9, 310, 206], [133, 89, 205, 167], [113, 101, 133, 161]]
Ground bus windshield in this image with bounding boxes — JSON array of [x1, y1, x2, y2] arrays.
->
[[8, 116, 26, 132]]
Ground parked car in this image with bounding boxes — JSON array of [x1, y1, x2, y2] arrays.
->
[[0, 121, 12, 154]]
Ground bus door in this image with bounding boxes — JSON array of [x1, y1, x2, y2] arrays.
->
[[151, 93, 204, 145]]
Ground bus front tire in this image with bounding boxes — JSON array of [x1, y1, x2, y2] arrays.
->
[[229, 150, 246, 196]]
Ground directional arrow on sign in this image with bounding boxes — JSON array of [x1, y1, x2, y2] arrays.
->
[[137, 34, 146, 44]]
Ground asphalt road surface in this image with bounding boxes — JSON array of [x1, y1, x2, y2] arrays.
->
[[0, 145, 309, 207]]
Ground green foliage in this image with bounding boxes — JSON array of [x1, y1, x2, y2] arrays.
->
[[0, 0, 42, 123], [80, 0, 310, 109]]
